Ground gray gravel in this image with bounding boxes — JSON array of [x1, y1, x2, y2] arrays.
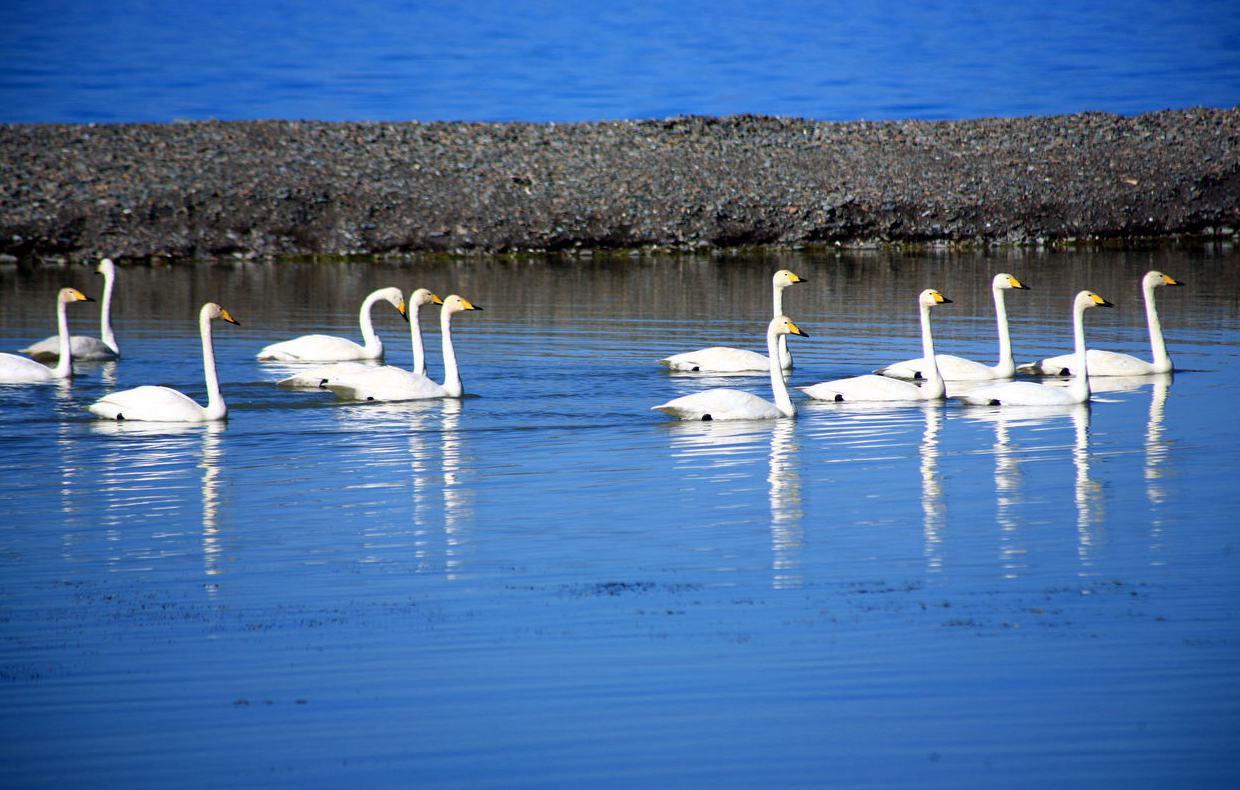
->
[[2, 108, 1237, 260]]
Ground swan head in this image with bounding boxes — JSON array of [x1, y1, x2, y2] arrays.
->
[[410, 288, 444, 307], [1145, 270, 1183, 289], [1075, 290, 1114, 312], [202, 302, 241, 326], [772, 269, 807, 289], [919, 289, 952, 308], [58, 287, 94, 305], [993, 273, 1029, 290], [770, 314, 809, 339], [95, 257, 116, 277], [443, 295, 483, 314], [374, 286, 409, 322]]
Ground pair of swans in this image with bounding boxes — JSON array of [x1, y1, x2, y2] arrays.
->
[[88, 303, 240, 422], [20, 258, 121, 362], [659, 269, 806, 373], [1018, 270, 1183, 377], [1, 288, 95, 383]]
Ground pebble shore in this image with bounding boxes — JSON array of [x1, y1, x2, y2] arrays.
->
[[2, 107, 1237, 260]]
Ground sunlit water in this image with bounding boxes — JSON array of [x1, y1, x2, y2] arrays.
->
[[2, 248, 1239, 785]]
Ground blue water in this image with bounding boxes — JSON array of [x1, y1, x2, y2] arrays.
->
[[2, 0, 1238, 124], [2, 249, 1240, 785]]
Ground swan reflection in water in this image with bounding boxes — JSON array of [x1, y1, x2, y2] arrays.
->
[[919, 404, 945, 574], [88, 420, 225, 591], [665, 418, 803, 589]]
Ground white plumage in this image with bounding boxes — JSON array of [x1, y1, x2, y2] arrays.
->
[[20, 258, 120, 361], [257, 286, 407, 362], [1, 288, 94, 383]]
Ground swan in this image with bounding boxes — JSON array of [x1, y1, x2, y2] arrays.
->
[[1, 288, 95, 383], [256, 286, 407, 362], [800, 289, 951, 402], [88, 303, 240, 422], [876, 273, 1029, 381], [652, 315, 808, 420], [1018, 271, 1182, 376], [20, 258, 120, 361], [325, 294, 483, 402], [276, 288, 442, 388], [658, 269, 806, 373], [955, 291, 1113, 407]]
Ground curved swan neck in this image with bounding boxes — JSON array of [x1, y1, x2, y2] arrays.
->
[[1144, 278, 1171, 370], [766, 325, 795, 417], [409, 302, 426, 376], [53, 295, 73, 378], [99, 265, 118, 354], [201, 309, 226, 419], [440, 308, 463, 398], [773, 284, 792, 368], [919, 303, 944, 398], [1070, 299, 1091, 402], [992, 283, 1015, 374], [358, 292, 383, 355]]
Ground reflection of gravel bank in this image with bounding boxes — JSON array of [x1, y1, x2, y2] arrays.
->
[[2, 108, 1237, 260]]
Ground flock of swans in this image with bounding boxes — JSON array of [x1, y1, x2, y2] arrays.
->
[[1, 259, 1183, 425]]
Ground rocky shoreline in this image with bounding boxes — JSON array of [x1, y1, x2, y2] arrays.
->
[[2, 107, 1237, 261]]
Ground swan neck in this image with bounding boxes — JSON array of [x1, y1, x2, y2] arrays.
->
[[767, 326, 795, 417], [99, 267, 118, 353], [201, 310, 226, 419], [919, 303, 944, 398], [53, 296, 72, 378], [1144, 280, 1171, 369], [1070, 300, 1091, 402], [359, 292, 382, 355], [409, 303, 426, 376], [993, 284, 1014, 374], [772, 286, 791, 369], [440, 309, 463, 397]]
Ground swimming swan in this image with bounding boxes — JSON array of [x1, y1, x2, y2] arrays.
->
[[652, 315, 808, 420], [88, 303, 239, 422], [1, 288, 94, 383], [20, 258, 120, 361], [955, 291, 1112, 407], [800, 289, 951, 402], [658, 269, 806, 373], [257, 286, 407, 362], [1017, 271, 1182, 376], [325, 295, 482, 402], [877, 273, 1029, 381], [277, 288, 442, 388]]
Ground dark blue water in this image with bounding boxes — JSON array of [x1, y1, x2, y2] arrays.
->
[[2, 0, 1238, 124]]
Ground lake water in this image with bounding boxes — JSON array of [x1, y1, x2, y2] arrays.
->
[[2, 0, 1238, 124], [2, 248, 1239, 785]]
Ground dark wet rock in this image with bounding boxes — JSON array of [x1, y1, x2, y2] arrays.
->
[[2, 108, 1237, 260]]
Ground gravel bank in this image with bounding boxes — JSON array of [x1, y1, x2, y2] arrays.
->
[[2, 108, 1237, 260]]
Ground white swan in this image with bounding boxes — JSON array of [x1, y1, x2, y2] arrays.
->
[[1018, 271, 1182, 376], [88, 303, 239, 422], [658, 269, 806, 373], [1, 288, 94, 383], [955, 291, 1113, 407], [652, 315, 808, 420], [20, 258, 120, 361], [326, 295, 483, 402], [800, 289, 951, 402], [257, 286, 407, 361], [877, 273, 1029, 381], [276, 288, 442, 388]]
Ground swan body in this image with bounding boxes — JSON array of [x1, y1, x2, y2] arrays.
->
[[257, 286, 407, 362], [801, 289, 951, 402], [1018, 271, 1181, 376], [21, 258, 120, 361], [277, 288, 442, 388], [326, 295, 482, 402], [2, 288, 95, 383], [652, 315, 808, 420], [659, 269, 805, 372], [877, 273, 1028, 381], [89, 303, 239, 422], [956, 291, 1112, 407]]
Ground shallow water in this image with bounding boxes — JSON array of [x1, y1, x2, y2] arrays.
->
[[2, 0, 1238, 123], [2, 248, 1240, 785]]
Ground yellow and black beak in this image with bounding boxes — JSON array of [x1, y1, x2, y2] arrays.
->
[[791, 273, 807, 283], [1090, 293, 1114, 308], [431, 293, 445, 305], [933, 291, 952, 304], [1163, 274, 1184, 287], [71, 289, 94, 303], [1010, 276, 1030, 290], [397, 299, 410, 323], [788, 320, 809, 338], [221, 308, 241, 325], [460, 297, 483, 311]]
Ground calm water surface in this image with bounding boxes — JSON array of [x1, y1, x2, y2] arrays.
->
[[2, 249, 1240, 785]]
